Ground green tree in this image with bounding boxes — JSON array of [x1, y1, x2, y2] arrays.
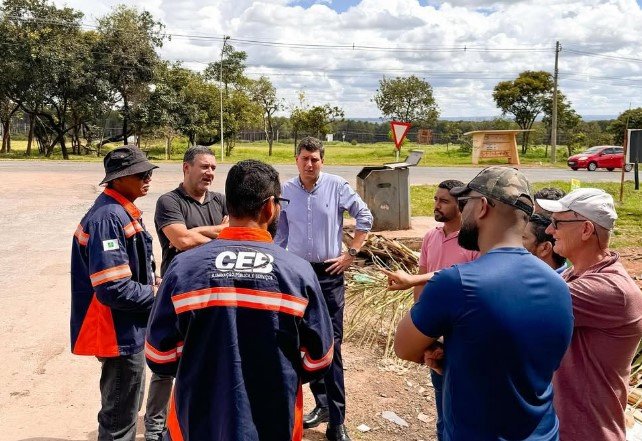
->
[[542, 92, 582, 156], [373, 75, 439, 127], [249, 76, 281, 156], [221, 88, 262, 156], [305, 105, 344, 139], [96, 5, 165, 144], [134, 62, 190, 158], [608, 108, 642, 145], [3, 0, 90, 158], [204, 43, 248, 93], [493, 70, 554, 153]]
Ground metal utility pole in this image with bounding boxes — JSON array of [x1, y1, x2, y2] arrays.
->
[[550, 41, 560, 163], [219, 35, 230, 162]]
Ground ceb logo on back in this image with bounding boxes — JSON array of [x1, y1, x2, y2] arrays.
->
[[214, 250, 274, 274]]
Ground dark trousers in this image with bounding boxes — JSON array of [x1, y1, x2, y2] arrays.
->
[[310, 263, 346, 426], [431, 369, 444, 441], [97, 350, 146, 441], [144, 373, 173, 441]]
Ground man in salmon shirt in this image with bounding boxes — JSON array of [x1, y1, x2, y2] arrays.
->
[[539, 188, 642, 441], [383, 179, 479, 440]]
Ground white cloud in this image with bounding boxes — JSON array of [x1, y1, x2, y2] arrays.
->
[[51, 0, 642, 118]]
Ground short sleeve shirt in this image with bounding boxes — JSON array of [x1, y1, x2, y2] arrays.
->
[[553, 252, 642, 441], [411, 248, 573, 440], [155, 185, 227, 275]]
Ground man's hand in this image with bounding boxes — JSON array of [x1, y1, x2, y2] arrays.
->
[[153, 276, 162, 295], [381, 268, 417, 290], [325, 252, 354, 275], [423, 342, 444, 375]]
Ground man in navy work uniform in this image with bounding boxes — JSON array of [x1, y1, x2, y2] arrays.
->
[[70, 145, 159, 441], [394, 166, 573, 441], [145, 146, 228, 441], [275, 136, 373, 441], [146, 159, 334, 441]]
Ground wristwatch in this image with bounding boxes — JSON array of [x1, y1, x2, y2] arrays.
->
[[348, 247, 359, 257]]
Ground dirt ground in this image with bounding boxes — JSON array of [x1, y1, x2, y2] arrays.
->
[[0, 163, 439, 441], [1, 162, 640, 441]]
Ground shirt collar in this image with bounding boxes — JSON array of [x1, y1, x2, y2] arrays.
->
[[565, 251, 619, 280], [103, 188, 141, 219], [177, 183, 211, 204], [218, 227, 273, 243], [298, 172, 324, 193], [436, 226, 460, 241]]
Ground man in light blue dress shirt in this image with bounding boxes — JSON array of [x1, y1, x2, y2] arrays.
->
[[275, 137, 373, 441]]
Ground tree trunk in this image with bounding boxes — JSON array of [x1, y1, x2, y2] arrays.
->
[[1, 120, 9, 153], [26, 116, 35, 156], [60, 133, 69, 160], [293, 131, 298, 155], [122, 96, 129, 145], [265, 116, 273, 156], [165, 135, 171, 160]]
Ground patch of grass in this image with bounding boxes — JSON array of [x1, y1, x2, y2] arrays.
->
[[411, 181, 642, 249], [2, 138, 570, 167]]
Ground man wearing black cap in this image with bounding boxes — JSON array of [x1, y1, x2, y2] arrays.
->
[[70, 145, 160, 441], [394, 166, 574, 441]]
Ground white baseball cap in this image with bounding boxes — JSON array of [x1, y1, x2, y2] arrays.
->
[[536, 188, 617, 230]]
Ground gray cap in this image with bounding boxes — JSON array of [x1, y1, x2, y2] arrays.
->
[[100, 145, 158, 185], [536, 188, 617, 230], [450, 166, 534, 216]]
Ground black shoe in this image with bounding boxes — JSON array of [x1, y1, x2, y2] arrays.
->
[[325, 424, 351, 441], [303, 406, 329, 429]]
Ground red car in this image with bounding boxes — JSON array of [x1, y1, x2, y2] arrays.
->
[[567, 145, 633, 172]]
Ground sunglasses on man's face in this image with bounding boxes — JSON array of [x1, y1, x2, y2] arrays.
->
[[260, 196, 290, 209], [135, 170, 153, 181], [549, 218, 586, 229]]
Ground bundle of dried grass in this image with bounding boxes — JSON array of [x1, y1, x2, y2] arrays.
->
[[344, 231, 419, 269], [344, 266, 414, 359], [343, 233, 419, 358]]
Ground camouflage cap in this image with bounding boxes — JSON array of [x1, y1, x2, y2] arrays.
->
[[450, 166, 534, 216]]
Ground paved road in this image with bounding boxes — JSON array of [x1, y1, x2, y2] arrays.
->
[[0, 160, 631, 192]]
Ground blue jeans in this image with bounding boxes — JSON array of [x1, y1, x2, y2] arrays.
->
[[431, 369, 444, 441], [97, 350, 146, 441]]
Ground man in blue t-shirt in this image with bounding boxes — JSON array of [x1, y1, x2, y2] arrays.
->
[[394, 166, 573, 441]]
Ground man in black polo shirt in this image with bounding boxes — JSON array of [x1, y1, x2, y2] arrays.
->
[[154, 145, 228, 276], [144, 145, 228, 441]]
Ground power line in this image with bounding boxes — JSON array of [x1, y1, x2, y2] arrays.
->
[[564, 47, 642, 64]]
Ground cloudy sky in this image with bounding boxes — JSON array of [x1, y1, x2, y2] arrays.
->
[[52, 0, 642, 119]]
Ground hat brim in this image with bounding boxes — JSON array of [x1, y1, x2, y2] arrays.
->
[[535, 198, 568, 213], [449, 185, 471, 197], [100, 161, 158, 185]]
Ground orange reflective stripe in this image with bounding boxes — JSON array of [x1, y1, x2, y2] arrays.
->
[[103, 188, 142, 219], [167, 391, 184, 441], [145, 341, 184, 364], [301, 342, 334, 372], [123, 220, 144, 238], [172, 287, 308, 317], [74, 224, 89, 246], [72, 294, 119, 357], [292, 382, 303, 441], [90, 264, 132, 287]]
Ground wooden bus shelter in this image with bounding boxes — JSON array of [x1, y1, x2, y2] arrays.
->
[[464, 130, 531, 166]]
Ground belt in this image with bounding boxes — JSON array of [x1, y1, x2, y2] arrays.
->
[[310, 261, 333, 271]]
